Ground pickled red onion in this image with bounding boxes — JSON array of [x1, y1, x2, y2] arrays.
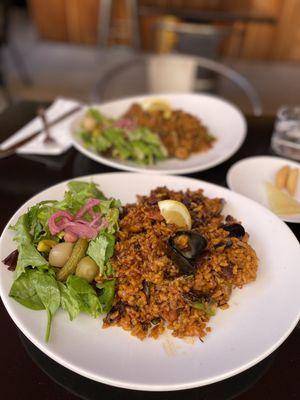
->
[[48, 198, 106, 239]]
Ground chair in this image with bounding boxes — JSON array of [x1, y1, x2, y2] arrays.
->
[[92, 53, 262, 116]]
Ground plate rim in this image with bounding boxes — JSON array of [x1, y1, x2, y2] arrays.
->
[[71, 92, 247, 175], [1, 172, 299, 391]]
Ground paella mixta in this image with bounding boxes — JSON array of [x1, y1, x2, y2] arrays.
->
[[4, 181, 258, 343], [103, 186, 258, 340]]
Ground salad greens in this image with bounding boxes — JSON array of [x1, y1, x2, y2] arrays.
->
[[7, 180, 120, 341], [97, 279, 116, 313], [78, 108, 168, 165], [87, 231, 115, 277], [13, 214, 49, 279]]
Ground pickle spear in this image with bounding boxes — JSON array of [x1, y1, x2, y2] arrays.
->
[[57, 238, 88, 281]]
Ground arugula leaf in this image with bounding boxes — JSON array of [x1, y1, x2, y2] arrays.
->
[[66, 275, 101, 318], [87, 231, 115, 276], [12, 214, 48, 279], [97, 279, 115, 313], [58, 282, 80, 321], [9, 269, 45, 310]]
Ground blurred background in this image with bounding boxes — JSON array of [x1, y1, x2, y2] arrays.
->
[[1, 0, 300, 115]]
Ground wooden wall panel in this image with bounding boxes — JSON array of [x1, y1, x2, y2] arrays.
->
[[28, 0, 300, 61], [28, 0, 68, 41], [64, 0, 98, 44], [235, 0, 281, 59], [272, 0, 300, 61]]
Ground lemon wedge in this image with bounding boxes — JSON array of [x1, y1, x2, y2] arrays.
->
[[142, 99, 172, 118], [158, 200, 192, 229], [265, 182, 300, 215]]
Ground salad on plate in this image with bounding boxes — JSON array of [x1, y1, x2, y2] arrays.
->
[[2, 181, 120, 341], [78, 108, 168, 166]]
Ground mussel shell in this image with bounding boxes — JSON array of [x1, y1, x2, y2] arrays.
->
[[167, 246, 195, 275], [182, 290, 212, 304], [168, 230, 208, 275], [170, 231, 207, 259], [222, 223, 245, 238]]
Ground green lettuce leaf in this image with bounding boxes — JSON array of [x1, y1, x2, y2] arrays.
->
[[86, 108, 104, 122], [31, 271, 61, 341], [94, 135, 112, 152], [9, 269, 61, 341], [9, 269, 45, 310], [58, 281, 81, 321], [97, 279, 115, 313], [12, 214, 49, 278], [87, 231, 115, 277], [66, 275, 101, 318], [99, 198, 121, 234], [56, 181, 105, 214]]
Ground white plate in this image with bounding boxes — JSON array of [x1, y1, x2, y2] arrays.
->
[[1, 173, 299, 391], [71, 93, 246, 175], [227, 156, 300, 223]]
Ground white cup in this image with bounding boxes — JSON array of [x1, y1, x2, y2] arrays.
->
[[147, 54, 197, 93]]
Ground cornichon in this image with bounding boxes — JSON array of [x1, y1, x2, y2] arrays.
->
[[57, 238, 88, 281]]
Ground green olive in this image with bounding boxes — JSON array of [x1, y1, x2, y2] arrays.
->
[[49, 242, 74, 268], [75, 256, 98, 282]]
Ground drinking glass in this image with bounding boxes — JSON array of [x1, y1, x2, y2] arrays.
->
[[271, 106, 300, 160]]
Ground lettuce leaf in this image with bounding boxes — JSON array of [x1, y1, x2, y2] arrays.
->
[[65, 275, 101, 318], [86, 108, 104, 122], [97, 279, 115, 313], [10, 269, 61, 341], [58, 281, 81, 321], [56, 181, 106, 214], [87, 231, 115, 277], [9, 269, 45, 310], [31, 270, 61, 341], [12, 214, 49, 279]]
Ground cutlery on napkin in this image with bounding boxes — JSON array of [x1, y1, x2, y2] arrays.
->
[[0, 98, 83, 157]]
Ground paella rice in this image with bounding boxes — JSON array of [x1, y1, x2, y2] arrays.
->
[[103, 187, 258, 340], [123, 103, 216, 159]]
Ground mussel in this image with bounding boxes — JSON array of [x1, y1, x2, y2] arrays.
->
[[103, 301, 127, 324], [222, 223, 245, 238], [142, 280, 151, 304], [168, 231, 207, 275]]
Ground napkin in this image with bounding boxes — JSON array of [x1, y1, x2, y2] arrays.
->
[[0, 98, 83, 155]]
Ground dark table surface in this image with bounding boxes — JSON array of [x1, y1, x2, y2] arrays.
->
[[0, 102, 299, 400]]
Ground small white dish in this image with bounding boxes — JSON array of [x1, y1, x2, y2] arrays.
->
[[1, 173, 300, 391], [71, 93, 247, 175], [227, 156, 300, 223]]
